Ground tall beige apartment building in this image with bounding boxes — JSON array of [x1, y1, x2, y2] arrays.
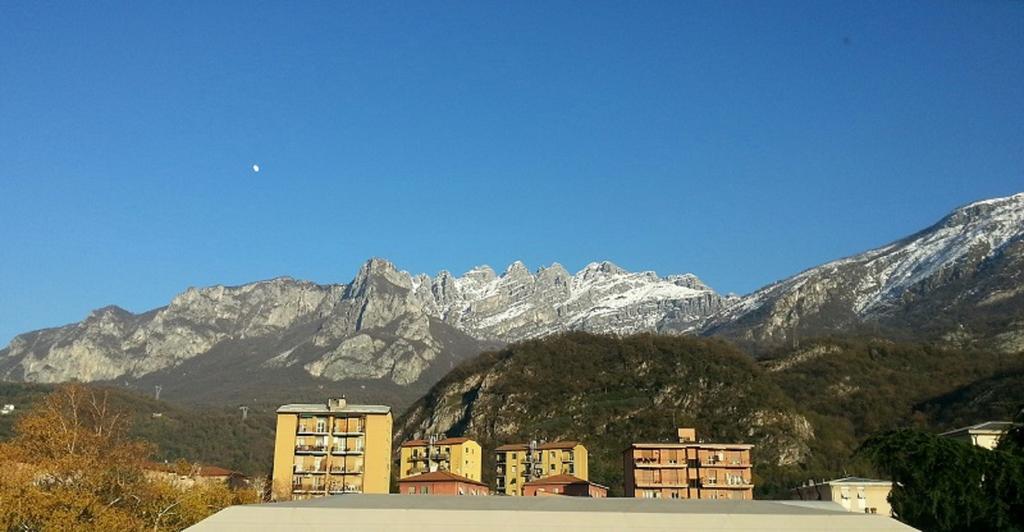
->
[[623, 428, 754, 500], [271, 397, 392, 500]]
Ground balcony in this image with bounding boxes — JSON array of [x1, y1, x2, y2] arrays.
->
[[329, 466, 363, 475], [293, 465, 327, 475], [292, 485, 326, 494], [297, 426, 329, 435], [333, 426, 364, 436], [700, 461, 751, 468], [635, 477, 688, 488], [295, 444, 328, 454], [329, 485, 362, 494], [331, 446, 364, 455]]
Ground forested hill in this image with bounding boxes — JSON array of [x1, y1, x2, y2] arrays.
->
[[0, 383, 276, 477], [395, 332, 1024, 497]]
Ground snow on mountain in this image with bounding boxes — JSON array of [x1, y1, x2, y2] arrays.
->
[[0, 259, 728, 393], [705, 192, 1024, 348]]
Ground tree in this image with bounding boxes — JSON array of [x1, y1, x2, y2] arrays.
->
[[859, 429, 1024, 531], [0, 384, 252, 531]]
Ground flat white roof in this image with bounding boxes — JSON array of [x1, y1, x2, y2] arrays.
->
[[188, 494, 917, 531], [276, 403, 391, 415]]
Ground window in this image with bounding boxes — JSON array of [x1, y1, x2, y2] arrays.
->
[[407, 487, 415, 494], [550, 464, 556, 471], [420, 486, 429, 494]]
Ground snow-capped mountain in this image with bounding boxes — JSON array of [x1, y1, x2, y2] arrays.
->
[[0, 259, 728, 404], [2, 192, 1021, 405], [704, 192, 1024, 351]]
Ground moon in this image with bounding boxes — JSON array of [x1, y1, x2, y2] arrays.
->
[[252, 164, 260, 173]]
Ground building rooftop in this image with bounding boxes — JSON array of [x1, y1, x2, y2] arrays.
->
[[191, 494, 918, 531], [495, 441, 581, 451], [628, 442, 754, 450], [803, 477, 892, 487], [939, 421, 1017, 437], [397, 471, 487, 487], [276, 403, 391, 415], [523, 474, 589, 486], [143, 462, 244, 478]]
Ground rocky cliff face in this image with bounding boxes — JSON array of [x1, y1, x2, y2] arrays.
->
[[703, 192, 1024, 351], [0, 259, 728, 396]]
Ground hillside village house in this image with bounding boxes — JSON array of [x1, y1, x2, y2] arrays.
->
[[271, 397, 392, 500], [623, 428, 754, 500], [143, 461, 249, 490]]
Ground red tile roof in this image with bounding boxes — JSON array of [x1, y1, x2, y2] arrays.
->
[[400, 439, 429, 448], [397, 471, 487, 487], [436, 437, 472, 445], [539, 441, 581, 450], [495, 443, 530, 452], [523, 474, 589, 486], [143, 461, 243, 478]]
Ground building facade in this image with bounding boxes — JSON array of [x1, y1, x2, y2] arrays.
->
[[623, 428, 753, 500], [398, 471, 490, 496], [494, 441, 588, 496], [523, 474, 608, 497], [398, 437, 482, 482], [792, 477, 892, 516], [271, 397, 392, 500], [939, 421, 1016, 450]]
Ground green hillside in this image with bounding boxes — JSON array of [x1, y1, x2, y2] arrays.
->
[[396, 332, 1024, 497]]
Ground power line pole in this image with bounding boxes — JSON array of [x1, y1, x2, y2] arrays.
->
[[154, 385, 162, 401], [239, 406, 249, 421]]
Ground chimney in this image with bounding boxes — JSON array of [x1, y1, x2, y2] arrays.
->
[[677, 428, 696, 443], [328, 396, 347, 411]]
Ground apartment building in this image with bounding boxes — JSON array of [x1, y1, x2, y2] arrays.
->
[[623, 428, 754, 500], [792, 477, 892, 515], [398, 471, 490, 496], [398, 437, 483, 482], [494, 441, 588, 496], [271, 397, 392, 501]]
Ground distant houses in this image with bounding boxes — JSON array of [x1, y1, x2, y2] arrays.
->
[[792, 477, 892, 515]]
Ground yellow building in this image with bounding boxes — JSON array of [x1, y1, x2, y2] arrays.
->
[[792, 477, 893, 516], [939, 421, 1016, 450], [398, 437, 483, 482], [494, 441, 588, 496], [271, 397, 392, 501]]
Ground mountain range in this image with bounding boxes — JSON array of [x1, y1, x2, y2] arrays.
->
[[1, 192, 1022, 406]]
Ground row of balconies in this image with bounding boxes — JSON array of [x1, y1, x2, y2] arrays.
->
[[295, 444, 365, 454], [635, 477, 751, 488], [293, 465, 364, 475], [633, 457, 750, 469], [292, 483, 362, 494], [409, 452, 450, 461], [296, 422, 365, 435]]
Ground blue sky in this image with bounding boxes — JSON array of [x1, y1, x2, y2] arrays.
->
[[1, 1, 1022, 344]]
